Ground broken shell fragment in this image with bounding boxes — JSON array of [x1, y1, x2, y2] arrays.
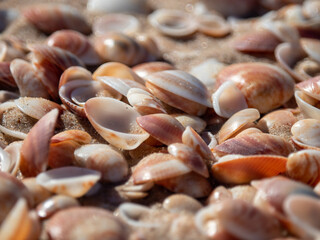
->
[[36, 166, 101, 198], [85, 97, 149, 150]]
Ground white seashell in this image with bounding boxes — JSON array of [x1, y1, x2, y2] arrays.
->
[[0, 146, 12, 173], [148, 9, 198, 38], [212, 81, 248, 118], [295, 90, 320, 121], [84, 97, 149, 150], [87, 0, 147, 14], [3, 141, 23, 176], [291, 119, 320, 148], [36, 166, 101, 198]]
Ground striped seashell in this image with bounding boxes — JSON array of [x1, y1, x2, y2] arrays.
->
[[84, 97, 149, 150], [212, 154, 288, 184], [0, 62, 16, 90], [291, 119, 320, 149], [145, 70, 211, 116], [47, 30, 101, 65], [23, 4, 91, 34], [132, 61, 175, 79]]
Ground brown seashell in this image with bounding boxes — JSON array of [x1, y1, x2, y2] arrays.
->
[[22, 178, 52, 207], [228, 185, 257, 204], [94, 32, 156, 66], [295, 59, 320, 80], [46, 207, 129, 240], [0, 62, 16, 90], [23, 4, 91, 34], [214, 132, 294, 157], [157, 172, 212, 198], [36, 166, 101, 198], [233, 30, 281, 53], [196, 14, 231, 38], [163, 194, 202, 213], [47, 30, 101, 65], [132, 153, 191, 184], [145, 70, 211, 116], [212, 154, 288, 184], [132, 61, 175, 79], [136, 113, 185, 146], [216, 62, 295, 113]]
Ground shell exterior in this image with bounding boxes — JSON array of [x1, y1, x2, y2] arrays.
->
[[22, 177, 52, 206], [301, 38, 320, 64], [84, 97, 149, 150], [3, 141, 23, 176], [132, 61, 175, 79], [163, 194, 202, 213], [296, 76, 320, 101], [216, 62, 295, 113], [19, 109, 59, 177], [295, 90, 320, 121], [295, 59, 320, 80], [171, 114, 206, 133], [212, 154, 288, 184], [145, 70, 211, 116], [0, 40, 25, 62], [36, 166, 101, 198], [291, 119, 320, 148], [196, 13, 231, 38], [23, 4, 91, 34]]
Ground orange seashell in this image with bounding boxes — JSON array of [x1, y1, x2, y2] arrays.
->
[[212, 155, 288, 184]]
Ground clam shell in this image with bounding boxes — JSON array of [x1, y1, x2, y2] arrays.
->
[[47, 30, 101, 65], [196, 13, 231, 38], [0, 62, 16, 90], [295, 90, 320, 121], [216, 62, 295, 113], [3, 141, 23, 176], [0, 40, 25, 62], [296, 76, 320, 101], [145, 70, 211, 116], [132, 153, 191, 184], [20, 109, 59, 177], [148, 9, 197, 38], [36, 166, 101, 198], [84, 97, 149, 150], [59, 66, 92, 88], [212, 154, 288, 184], [171, 114, 206, 133], [295, 59, 320, 80], [301, 38, 320, 64], [87, 0, 147, 13], [132, 61, 175, 79], [163, 194, 202, 213], [22, 177, 52, 206], [23, 4, 91, 34], [207, 186, 232, 204], [136, 113, 185, 145], [291, 119, 320, 148]]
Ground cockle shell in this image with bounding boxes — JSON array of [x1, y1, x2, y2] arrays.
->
[[148, 9, 198, 38], [212, 154, 288, 184], [196, 14, 231, 38], [0, 62, 16, 90], [87, 0, 147, 14], [36, 167, 101, 198], [46, 207, 129, 240], [216, 62, 295, 113], [214, 132, 294, 157], [145, 70, 211, 116], [132, 61, 175, 79], [291, 119, 320, 149], [19, 109, 59, 177], [84, 97, 149, 150], [74, 144, 128, 182], [294, 90, 320, 121], [23, 4, 91, 34], [47, 30, 101, 65], [163, 194, 202, 213]]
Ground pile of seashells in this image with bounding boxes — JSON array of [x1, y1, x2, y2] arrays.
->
[[1, 0, 320, 239]]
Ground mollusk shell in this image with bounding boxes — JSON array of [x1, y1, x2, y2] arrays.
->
[[84, 97, 149, 150], [23, 4, 91, 34], [196, 14, 231, 38], [163, 194, 202, 213], [22, 177, 52, 206], [291, 119, 320, 148], [294, 90, 320, 121], [172, 114, 206, 133], [216, 62, 295, 113], [132, 61, 175, 79], [145, 70, 211, 116], [87, 0, 147, 14], [202, 0, 257, 17], [0, 62, 16, 90], [301, 38, 320, 64], [296, 76, 320, 101]]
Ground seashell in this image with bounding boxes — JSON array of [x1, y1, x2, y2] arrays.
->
[[275, 42, 306, 82], [134, 34, 161, 60], [48, 130, 92, 168], [23, 4, 91, 34], [216, 62, 295, 113], [196, 13, 231, 38], [168, 143, 209, 178], [301, 38, 320, 64], [74, 144, 128, 182], [3, 141, 22, 176], [286, 150, 320, 186], [93, 14, 140, 36], [85, 97, 149, 150], [132, 153, 191, 184], [212, 80, 248, 118], [22, 178, 52, 206], [214, 132, 294, 157], [20, 109, 59, 177], [148, 9, 198, 38], [94, 32, 156, 66], [59, 65, 92, 88], [36, 166, 101, 198], [228, 185, 257, 204], [291, 119, 320, 149], [163, 194, 202, 213], [211, 154, 288, 184], [294, 90, 320, 121], [0, 62, 16, 90], [47, 30, 101, 65], [157, 172, 212, 198], [295, 59, 320, 80], [0, 198, 40, 240], [10, 59, 50, 99], [36, 195, 79, 219], [284, 195, 320, 239], [146, 70, 211, 116], [233, 30, 281, 53], [0, 40, 25, 63], [116, 177, 154, 200], [261, 0, 303, 10], [171, 114, 206, 133], [0, 90, 19, 104], [87, 0, 147, 14], [234, 127, 262, 137], [14, 97, 63, 120], [217, 108, 260, 144], [0, 143, 15, 174], [207, 186, 232, 204], [132, 61, 175, 79], [136, 113, 185, 145], [0, 172, 33, 224], [127, 88, 167, 115], [202, 0, 257, 17], [195, 199, 282, 240], [46, 207, 129, 240], [296, 75, 320, 101]]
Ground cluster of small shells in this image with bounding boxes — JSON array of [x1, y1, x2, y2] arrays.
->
[[1, 0, 320, 239]]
